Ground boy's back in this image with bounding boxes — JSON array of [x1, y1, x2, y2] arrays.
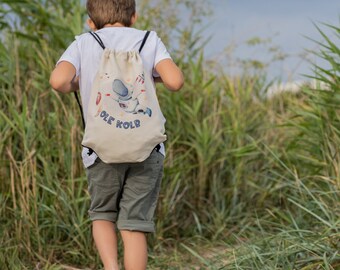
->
[[58, 27, 171, 120]]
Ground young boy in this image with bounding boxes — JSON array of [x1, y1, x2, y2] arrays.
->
[[49, 0, 184, 269]]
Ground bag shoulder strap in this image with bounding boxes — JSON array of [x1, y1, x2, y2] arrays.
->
[[74, 91, 85, 128], [90, 31, 105, 49], [74, 32, 104, 130], [74, 90, 94, 155], [139, 31, 151, 53], [89, 30, 150, 53]]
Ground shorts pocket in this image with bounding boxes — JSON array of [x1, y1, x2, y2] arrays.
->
[[86, 159, 120, 190], [143, 149, 165, 165], [128, 152, 164, 194]]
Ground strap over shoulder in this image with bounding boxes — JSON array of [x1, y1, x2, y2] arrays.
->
[[138, 31, 150, 53], [90, 31, 106, 49], [89, 30, 150, 53]]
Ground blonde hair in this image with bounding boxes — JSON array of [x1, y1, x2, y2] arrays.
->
[[86, 0, 136, 29]]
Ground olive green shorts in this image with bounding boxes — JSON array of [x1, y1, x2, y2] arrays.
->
[[85, 149, 164, 233]]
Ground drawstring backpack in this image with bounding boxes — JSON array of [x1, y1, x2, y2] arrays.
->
[[79, 31, 166, 163]]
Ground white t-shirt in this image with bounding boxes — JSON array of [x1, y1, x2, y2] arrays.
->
[[57, 27, 171, 167]]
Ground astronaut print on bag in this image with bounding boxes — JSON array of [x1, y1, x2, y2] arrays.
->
[[94, 73, 152, 129]]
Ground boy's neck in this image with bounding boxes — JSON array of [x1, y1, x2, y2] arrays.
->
[[103, 22, 126, 28]]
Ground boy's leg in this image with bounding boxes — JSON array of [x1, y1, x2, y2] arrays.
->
[[93, 220, 119, 270], [120, 230, 148, 270], [86, 159, 127, 270], [116, 149, 164, 269]]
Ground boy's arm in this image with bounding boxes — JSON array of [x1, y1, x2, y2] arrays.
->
[[155, 59, 184, 91], [50, 61, 79, 94]]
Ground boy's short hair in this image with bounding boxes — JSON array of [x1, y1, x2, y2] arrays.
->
[[86, 0, 136, 29]]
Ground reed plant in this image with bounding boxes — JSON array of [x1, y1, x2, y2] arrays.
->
[[0, 1, 339, 269]]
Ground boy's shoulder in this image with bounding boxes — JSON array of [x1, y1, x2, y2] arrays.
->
[[70, 28, 165, 56]]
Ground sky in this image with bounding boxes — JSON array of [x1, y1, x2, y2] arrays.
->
[[203, 0, 340, 82]]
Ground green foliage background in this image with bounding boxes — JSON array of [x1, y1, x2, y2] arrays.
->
[[0, 1, 339, 269]]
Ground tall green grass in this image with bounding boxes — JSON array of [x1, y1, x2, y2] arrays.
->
[[0, 1, 339, 269]]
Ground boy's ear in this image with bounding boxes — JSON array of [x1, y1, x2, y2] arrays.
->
[[131, 13, 138, 26], [87, 18, 97, 31]]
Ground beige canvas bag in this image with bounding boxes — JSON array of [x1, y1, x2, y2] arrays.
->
[[81, 31, 166, 163]]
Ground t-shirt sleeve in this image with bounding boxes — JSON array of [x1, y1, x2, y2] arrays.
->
[[153, 34, 172, 77], [56, 40, 81, 77]]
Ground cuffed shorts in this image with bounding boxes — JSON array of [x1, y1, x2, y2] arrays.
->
[[85, 148, 164, 233]]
